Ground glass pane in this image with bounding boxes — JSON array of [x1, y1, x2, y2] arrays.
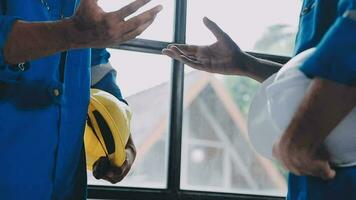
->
[[186, 0, 302, 56], [181, 69, 287, 196], [98, 0, 174, 42], [87, 49, 172, 189], [185, 146, 225, 188]]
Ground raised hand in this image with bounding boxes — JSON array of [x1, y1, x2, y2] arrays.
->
[[68, 0, 163, 48], [162, 17, 249, 75]]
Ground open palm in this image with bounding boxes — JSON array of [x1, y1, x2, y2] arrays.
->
[[163, 17, 247, 75], [70, 0, 163, 48]]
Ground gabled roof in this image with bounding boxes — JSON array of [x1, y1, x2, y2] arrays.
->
[[127, 71, 211, 146], [127, 71, 286, 191]]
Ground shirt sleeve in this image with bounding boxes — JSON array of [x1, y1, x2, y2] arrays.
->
[[0, 15, 19, 64], [300, 0, 356, 85], [90, 48, 127, 104], [0, 2, 22, 81]]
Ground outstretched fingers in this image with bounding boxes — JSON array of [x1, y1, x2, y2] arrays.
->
[[121, 18, 155, 42], [163, 47, 189, 61], [162, 48, 204, 70], [113, 0, 152, 19], [169, 45, 197, 61], [169, 44, 199, 57], [122, 5, 163, 33], [162, 48, 182, 60]]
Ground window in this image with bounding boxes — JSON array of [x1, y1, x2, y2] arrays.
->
[[186, 0, 302, 56], [180, 0, 302, 196], [181, 70, 287, 196], [89, 1, 301, 199]]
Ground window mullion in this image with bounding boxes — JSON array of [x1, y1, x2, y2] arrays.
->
[[167, 0, 188, 195]]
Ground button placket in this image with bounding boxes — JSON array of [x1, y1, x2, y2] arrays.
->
[[48, 83, 64, 105], [53, 89, 60, 97]]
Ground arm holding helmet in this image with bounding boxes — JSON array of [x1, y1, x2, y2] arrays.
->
[[273, 79, 356, 180], [273, 0, 356, 180], [90, 48, 136, 184]]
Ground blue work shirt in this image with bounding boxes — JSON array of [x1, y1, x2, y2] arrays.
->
[[289, 0, 356, 199], [0, 0, 124, 199], [296, 0, 356, 85]]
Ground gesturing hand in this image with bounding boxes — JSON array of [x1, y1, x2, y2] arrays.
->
[[162, 17, 249, 75], [68, 0, 163, 48]]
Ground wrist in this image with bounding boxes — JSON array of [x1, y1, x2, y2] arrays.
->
[[243, 54, 282, 82], [282, 120, 323, 154], [52, 18, 76, 50], [239, 53, 264, 79], [226, 51, 254, 76], [61, 17, 88, 49]]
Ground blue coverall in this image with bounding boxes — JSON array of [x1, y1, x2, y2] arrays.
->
[[289, 0, 356, 199], [0, 0, 124, 199]]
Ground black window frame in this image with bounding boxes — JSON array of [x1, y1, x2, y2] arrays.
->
[[88, 0, 290, 199]]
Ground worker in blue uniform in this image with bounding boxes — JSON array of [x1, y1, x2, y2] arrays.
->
[[0, 0, 162, 199], [163, 0, 356, 199]]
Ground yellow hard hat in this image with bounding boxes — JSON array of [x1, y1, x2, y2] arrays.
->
[[84, 89, 132, 171]]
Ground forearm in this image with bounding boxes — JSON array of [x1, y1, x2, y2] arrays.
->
[[282, 78, 356, 151], [3, 19, 78, 64], [243, 53, 282, 82]]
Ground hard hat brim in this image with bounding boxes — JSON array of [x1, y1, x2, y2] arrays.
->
[[247, 74, 280, 160]]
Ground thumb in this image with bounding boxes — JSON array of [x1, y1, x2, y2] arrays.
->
[[203, 17, 228, 40], [313, 160, 336, 180], [314, 145, 335, 180]]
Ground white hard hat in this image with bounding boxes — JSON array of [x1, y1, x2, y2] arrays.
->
[[248, 48, 356, 166]]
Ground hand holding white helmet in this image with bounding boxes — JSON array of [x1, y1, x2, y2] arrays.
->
[[248, 48, 356, 167]]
